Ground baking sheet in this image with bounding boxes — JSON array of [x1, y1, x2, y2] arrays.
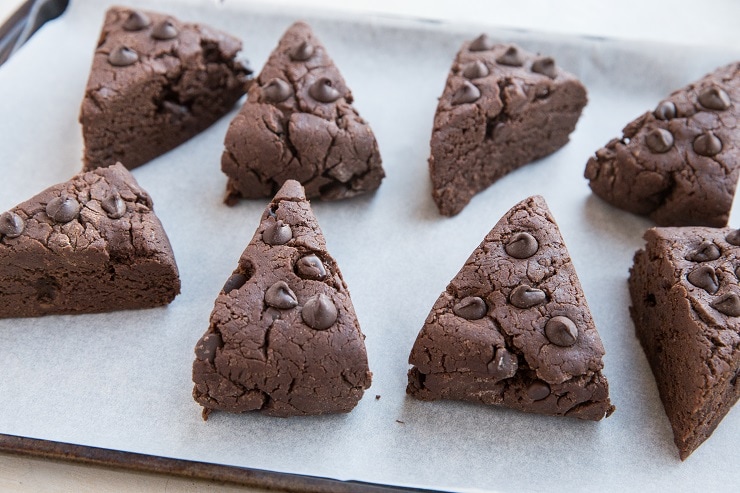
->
[[1, 0, 739, 491]]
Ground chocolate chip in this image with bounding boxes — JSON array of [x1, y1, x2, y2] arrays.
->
[[101, 189, 126, 219], [263, 220, 292, 245], [195, 333, 222, 363], [505, 232, 538, 259], [265, 281, 298, 309], [496, 46, 523, 67], [222, 273, 248, 294], [509, 284, 547, 308], [108, 46, 138, 67], [595, 148, 611, 160], [531, 57, 556, 79], [462, 61, 489, 79], [687, 265, 719, 294], [295, 254, 326, 280], [46, 195, 80, 223], [0, 211, 24, 238], [152, 20, 178, 40], [302, 293, 337, 330], [654, 101, 677, 120], [309, 77, 341, 103], [527, 381, 550, 401], [263, 78, 293, 103], [469, 34, 494, 52], [686, 241, 721, 262], [451, 81, 480, 105], [487, 347, 517, 379], [452, 296, 487, 320], [162, 101, 189, 120], [712, 292, 740, 317], [693, 132, 722, 157], [735, 265, 740, 280], [698, 86, 731, 111], [290, 41, 314, 61], [535, 87, 550, 99], [726, 230, 740, 246], [545, 316, 578, 347], [645, 128, 674, 153], [123, 10, 151, 31]]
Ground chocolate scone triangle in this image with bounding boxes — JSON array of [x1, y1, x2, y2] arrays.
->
[[630, 226, 740, 459], [0, 163, 180, 318], [407, 195, 614, 420], [192, 180, 372, 417], [221, 21, 384, 203], [585, 62, 740, 227], [80, 6, 251, 170], [429, 36, 587, 216]]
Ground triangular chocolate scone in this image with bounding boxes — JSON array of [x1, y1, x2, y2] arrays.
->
[[0, 163, 180, 317], [80, 6, 251, 170], [585, 62, 740, 227], [192, 180, 372, 417], [630, 226, 740, 459], [407, 196, 614, 420], [429, 36, 587, 216], [221, 21, 384, 203]]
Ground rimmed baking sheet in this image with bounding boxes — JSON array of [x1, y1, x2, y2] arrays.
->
[[0, 0, 738, 491]]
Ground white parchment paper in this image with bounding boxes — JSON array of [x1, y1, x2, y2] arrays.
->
[[0, 0, 738, 491]]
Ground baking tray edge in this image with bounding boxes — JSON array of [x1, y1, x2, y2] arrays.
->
[[0, 433, 436, 493]]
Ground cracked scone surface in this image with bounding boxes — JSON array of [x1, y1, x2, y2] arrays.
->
[[585, 62, 740, 227], [192, 180, 372, 417], [407, 195, 614, 420], [0, 163, 180, 318], [629, 227, 740, 459], [80, 6, 251, 171], [221, 21, 384, 203], [429, 36, 587, 216]]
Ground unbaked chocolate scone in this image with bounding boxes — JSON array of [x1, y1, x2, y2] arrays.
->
[[429, 36, 587, 216], [630, 227, 740, 459], [585, 62, 740, 227], [80, 6, 251, 170], [221, 21, 384, 203], [407, 195, 614, 420], [0, 163, 180, 318], [192, 180, 372, 418]]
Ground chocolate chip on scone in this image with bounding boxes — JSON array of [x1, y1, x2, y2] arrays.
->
[[629, 226, 740, 459], [192, 180, 372, 418], [79, 7, 252, 170], [407, 195, 614, 420], [221, 21, 384, 203], [429, 36, 587, 216], [585, 62, 740, 227], [0, 163, 180, 318]]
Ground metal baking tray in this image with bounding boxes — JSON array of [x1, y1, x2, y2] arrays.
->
[[0, 0, 738, 491]]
